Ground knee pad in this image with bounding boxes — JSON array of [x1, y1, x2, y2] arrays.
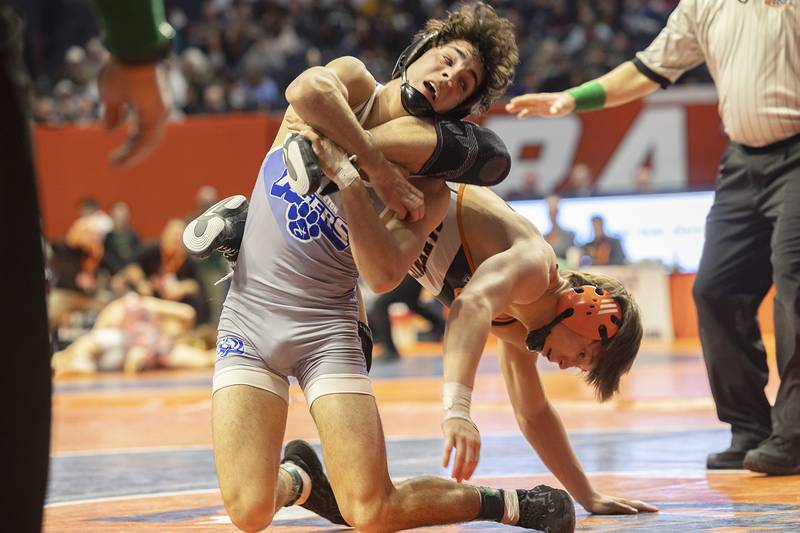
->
[[417, 119, 511, 186]]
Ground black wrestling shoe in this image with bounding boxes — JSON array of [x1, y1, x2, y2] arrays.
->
[[182, 195, 248, 264], [743, 435, 800, 475], [281, 440, 348, 525], [283, 133, 326, 196], [516, 485, 575, 533]]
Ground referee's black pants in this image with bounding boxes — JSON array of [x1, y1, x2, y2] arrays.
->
[[693, 134, 800, 450], [0, 5, 52, 531]]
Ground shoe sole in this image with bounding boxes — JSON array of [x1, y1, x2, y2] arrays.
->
[[706, 460, 745, 470], [283, 133, 323, 196], [183, 195, 247, 258]]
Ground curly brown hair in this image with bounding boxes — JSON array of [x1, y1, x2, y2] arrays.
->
[[415, 2, 519, 114], [562, 270, 643, 402]]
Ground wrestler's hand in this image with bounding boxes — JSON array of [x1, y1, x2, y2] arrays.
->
[[287, 109, 423, 221], [295, 125, 355, 186], [365, 156, 424, 223], [100, 58, 171, 166], [583, 493, 658, 515], [442, 418, 481, 483], [505, 92, 575, 118]]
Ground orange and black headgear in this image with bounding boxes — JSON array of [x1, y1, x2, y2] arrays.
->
[[526, 285, 622, 352]]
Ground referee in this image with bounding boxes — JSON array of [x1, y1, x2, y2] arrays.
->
[[1, 1, 171, 530], [507, 0, 799, 475]]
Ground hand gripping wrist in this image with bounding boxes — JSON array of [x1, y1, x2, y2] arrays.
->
[[442, 382, 477, 428]]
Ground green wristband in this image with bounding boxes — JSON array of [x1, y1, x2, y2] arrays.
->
[[566, 80, 606, 112], [93, 0, 175, 64]]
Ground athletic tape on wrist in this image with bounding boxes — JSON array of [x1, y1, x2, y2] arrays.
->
[[335, 160, 360, 189], [442, 382, 475, 426]]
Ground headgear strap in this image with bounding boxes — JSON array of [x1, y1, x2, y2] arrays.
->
[[392, 33, 482, 120], [525, 286, 622, 352]]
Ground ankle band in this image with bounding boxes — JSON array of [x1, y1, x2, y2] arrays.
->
[[501, 487, 520, 525], [280, 463, 312, 506], [476, 486, 505, 522]]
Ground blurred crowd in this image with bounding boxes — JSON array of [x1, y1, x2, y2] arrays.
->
[[21, 0, 710, 125], [29, 0, 692, 374], [46, 187, 230, 376]]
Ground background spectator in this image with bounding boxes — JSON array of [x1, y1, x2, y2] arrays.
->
[[583, 215, 627, 266], [505, 170, 542, 201], [20, 0, 707, 124], [367, 275, 447, 362], [543, 194, 577, 261], [566, 163, 595, 197], [118, 218, 210, 325], [103, 201, 141, 275]]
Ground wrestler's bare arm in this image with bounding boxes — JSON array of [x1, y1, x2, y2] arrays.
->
[[499, 339, 597, 507], [340, 179, 449, 293], [499, 338, 658, 514], [443, 242, 553, 388], [437, 241, 553, 482], [285, 57, 424, 221], [300, 115, 445, 292], [285, 57, 379, 167], [506, 61, 660, 118], [364, 116, 437, 175]]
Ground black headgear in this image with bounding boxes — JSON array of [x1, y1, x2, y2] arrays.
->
[[391, 33, 483, 120]]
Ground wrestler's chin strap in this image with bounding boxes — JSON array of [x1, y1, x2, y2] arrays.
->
[[525, 308, 574, 352]]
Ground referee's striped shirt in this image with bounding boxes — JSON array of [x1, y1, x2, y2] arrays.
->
[[634, 0, 799, 148]]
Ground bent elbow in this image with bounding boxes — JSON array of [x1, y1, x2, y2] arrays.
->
[[450, 291, 488, 319], [285, 68, 338, 107], [363, 266, 406, 294]]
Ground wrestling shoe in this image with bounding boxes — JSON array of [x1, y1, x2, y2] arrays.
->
[[516, 485, 575, 533], [281, 440, 348, 525], [283, 133, 326, 196], [182, 195, 248, 264]]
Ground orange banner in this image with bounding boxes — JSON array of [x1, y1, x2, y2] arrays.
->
[[34, 88, 727, 240], [35, 114, 280, 240]]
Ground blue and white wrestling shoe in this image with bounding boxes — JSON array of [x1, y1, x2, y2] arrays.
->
[[182, 195, 248, 264]]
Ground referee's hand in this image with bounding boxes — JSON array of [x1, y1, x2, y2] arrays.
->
[[505, 92, 575, 118], [100, 58, 171, 166]]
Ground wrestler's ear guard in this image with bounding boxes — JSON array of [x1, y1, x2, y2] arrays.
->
[[392, 33, 483, 120], [525, 286, 622, 351]]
